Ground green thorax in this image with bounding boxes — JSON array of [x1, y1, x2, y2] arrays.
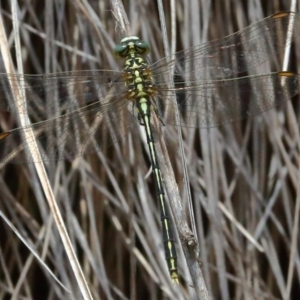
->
[[114, 36, 155, 100]]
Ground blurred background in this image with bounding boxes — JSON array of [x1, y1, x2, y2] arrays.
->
[[0, 0, 299, 299]]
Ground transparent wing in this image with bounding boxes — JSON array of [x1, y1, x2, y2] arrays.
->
[[151, 12, 298, 81], [155, 72, 299, 128], [0, 12, 298, 163], [0, 93, 136, 163], [0, 70, 125, 120]]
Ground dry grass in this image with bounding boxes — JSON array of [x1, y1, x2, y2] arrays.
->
[[0, 0, 300, 299]]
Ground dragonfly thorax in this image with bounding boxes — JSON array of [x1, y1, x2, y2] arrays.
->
[[114, 37, 156, 101]]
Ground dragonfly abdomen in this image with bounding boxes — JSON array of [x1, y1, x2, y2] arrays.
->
[[137, 96, 178, 283]]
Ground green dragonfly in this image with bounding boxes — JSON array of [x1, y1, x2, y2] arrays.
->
[[0, 12, 299, 282]]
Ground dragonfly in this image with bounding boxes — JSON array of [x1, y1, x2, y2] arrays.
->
[[0, 11, 299, 283]]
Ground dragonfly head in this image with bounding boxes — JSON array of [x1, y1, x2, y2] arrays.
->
[[114, 36, 150, 58]]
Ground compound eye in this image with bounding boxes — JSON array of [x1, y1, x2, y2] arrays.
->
[[114, 43, 128, 57], [135, 41, 150, 55]]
